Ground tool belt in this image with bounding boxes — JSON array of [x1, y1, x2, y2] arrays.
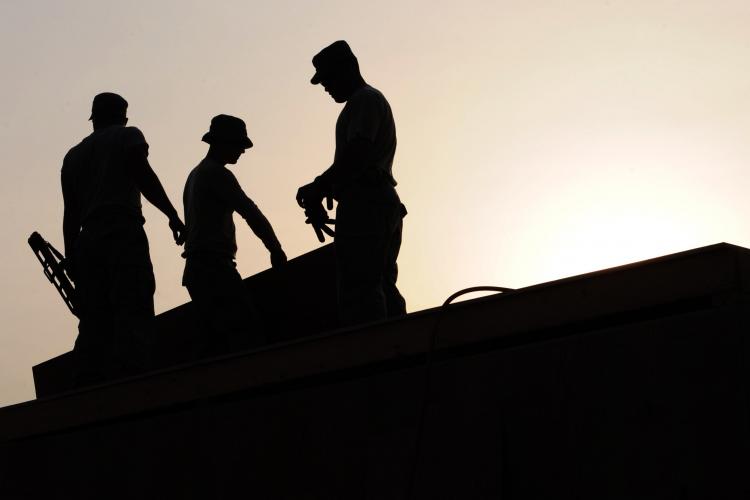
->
[[333, 168, 399, 203]]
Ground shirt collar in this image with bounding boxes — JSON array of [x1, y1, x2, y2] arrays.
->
[[201, 155, 224, 169]]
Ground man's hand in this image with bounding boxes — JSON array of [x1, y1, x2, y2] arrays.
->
[[169, 216, 186, 245], [304, 203, 336, 243], [62, 256, 76, 283], [296, 181, 324, 209], [270, 248, 287, 269]]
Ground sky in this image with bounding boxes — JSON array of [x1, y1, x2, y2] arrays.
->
[[1, 0, 750, 407]]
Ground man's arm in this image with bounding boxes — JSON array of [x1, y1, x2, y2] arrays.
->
[[127, 146, 186, 245], [295, 140, 374, 243], [296, 137, 374, 208], [61, 166, 80, 264], [316, 138, 374, 193], [240, 202, 287, 267], [219, 173, 286, 267], [297, 91, 381, 208]]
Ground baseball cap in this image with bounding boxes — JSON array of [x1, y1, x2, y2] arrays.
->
[[89, 92, 128, 121], [311, 40, 358, 84]]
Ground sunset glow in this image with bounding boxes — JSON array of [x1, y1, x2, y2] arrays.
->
[[2, 0, 750, 405]]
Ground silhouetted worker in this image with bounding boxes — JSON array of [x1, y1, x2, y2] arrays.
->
[[61, 92, 186, 384], [297, 40, 407, 325], [182, 115, 286, 355]]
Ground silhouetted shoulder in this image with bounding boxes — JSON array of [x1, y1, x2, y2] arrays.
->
[[192, 158, 235, 181], [117, 126, 148, 156], [65, 126, 148, 166], [338, 85, 395, 146], [188, 159, 244, 201], [121, 125, 147, 143], [209, 164, 244, 198], [62, 133, 94, 170], [348, 85, 389, 109], [344, 85, 393, 123]]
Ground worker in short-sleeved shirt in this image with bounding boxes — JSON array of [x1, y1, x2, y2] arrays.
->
[[62, 125, 147, 226], [61, 92, 185, 385], [182, 157, 281, 260], [182, 114, 285, 355], [296, 41, 407, 325], [331, 84, 398, 202]]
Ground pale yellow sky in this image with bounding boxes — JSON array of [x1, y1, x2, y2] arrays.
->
[[2, 0, 750, 407]]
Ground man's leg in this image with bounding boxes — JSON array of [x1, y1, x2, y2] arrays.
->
[[218, 265, 266, 351], [335, 201, 390, 326], [185, 257, 263, 357], [108, 224, 156, 375], [207, 262, 263, 353], [185, 280, 225, 358], [383, 204, 406, 318], [72, 229, 114, 385]]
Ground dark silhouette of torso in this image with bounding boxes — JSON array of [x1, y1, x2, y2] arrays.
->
[[62, 125, 146, 226], [297, 40, 407, 325]]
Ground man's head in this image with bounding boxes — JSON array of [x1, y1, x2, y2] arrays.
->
[[202, 114, 253, 165], [90, 92, 128, 129], [310, 40, 364, 103]]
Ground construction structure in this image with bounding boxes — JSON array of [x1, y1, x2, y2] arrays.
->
[[1, 243, 749, 498]]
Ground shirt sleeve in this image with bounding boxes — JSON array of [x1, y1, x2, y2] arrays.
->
[[213, 170, 282, 252], [315, 91, 385, 191], [345, 91, 382, 144], [60, 154, 74, 198], [121, 127, 149, 156], [61, 153, 81, 257]]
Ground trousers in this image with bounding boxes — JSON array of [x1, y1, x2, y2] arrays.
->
[[73, 215, 155, 384], [334, 198, 407, 326], [183, 255, 264, 357]]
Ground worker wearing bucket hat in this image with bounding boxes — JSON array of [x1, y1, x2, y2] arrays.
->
[[182, 114, 286, 355]]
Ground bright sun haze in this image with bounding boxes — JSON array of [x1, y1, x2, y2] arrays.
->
[[1, 0, 749, 406]]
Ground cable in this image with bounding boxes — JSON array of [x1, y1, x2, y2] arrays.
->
[[405, 285, 514, 499], [442, 286, 515, 308]]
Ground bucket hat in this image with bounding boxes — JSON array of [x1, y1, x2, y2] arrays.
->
[[202, 114, 253, 148]]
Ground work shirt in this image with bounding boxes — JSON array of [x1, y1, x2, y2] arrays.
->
[[326, 85, 399, 202], [182, 157, 281, 260], [61, 125, 147, 226]]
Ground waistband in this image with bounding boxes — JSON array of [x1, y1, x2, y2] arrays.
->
[[82, 206, 145, 229]]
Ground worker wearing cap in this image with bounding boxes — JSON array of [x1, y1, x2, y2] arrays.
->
[[182, 114, 286, 355], [61, 92, 186, 384], [296, 40, 407, 325]]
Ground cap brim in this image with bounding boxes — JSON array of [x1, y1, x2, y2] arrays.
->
[[202, 133, 253, 149]]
